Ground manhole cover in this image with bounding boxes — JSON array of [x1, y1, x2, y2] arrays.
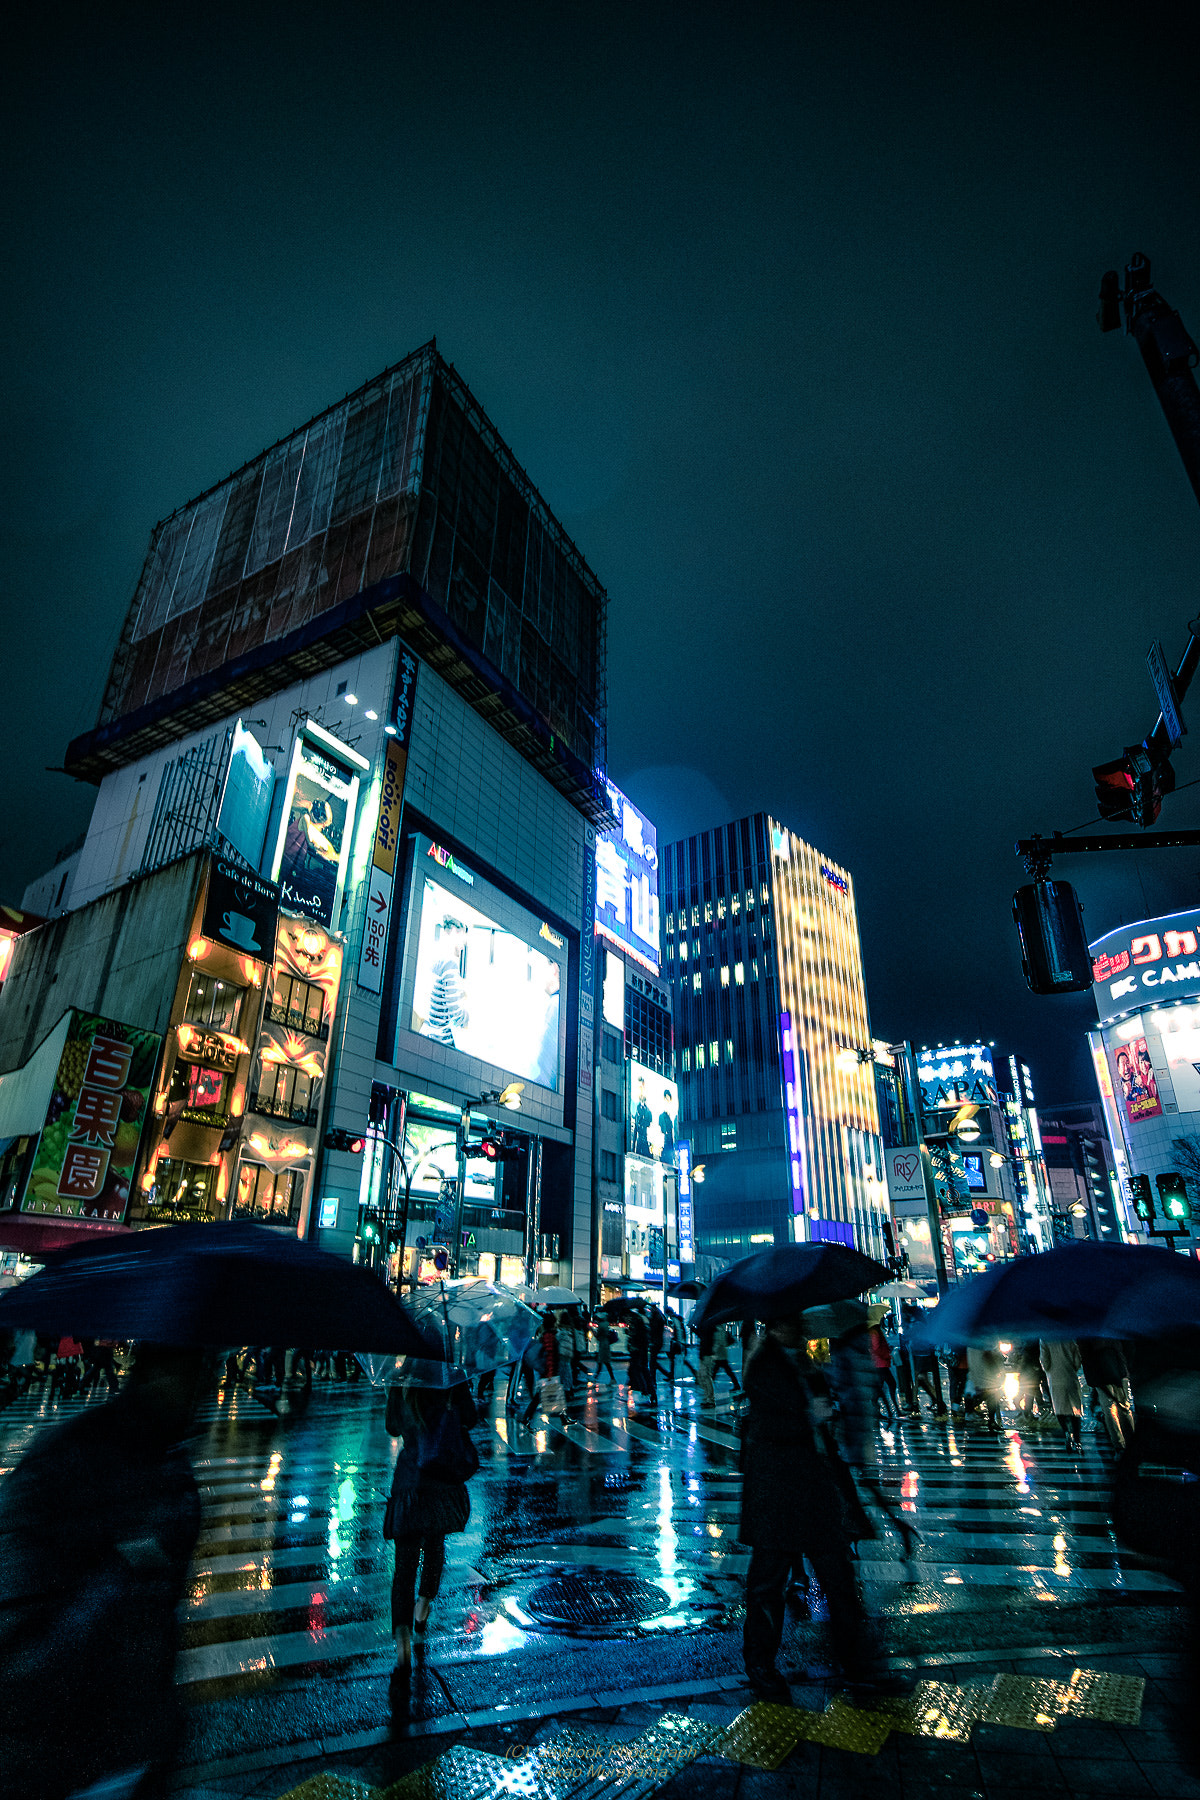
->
[[525, 1568, 670, 1633]]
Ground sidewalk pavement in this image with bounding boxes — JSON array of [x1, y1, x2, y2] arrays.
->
[[171, 1633, 1199, 1800]]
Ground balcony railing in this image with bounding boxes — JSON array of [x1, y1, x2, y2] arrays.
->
[[249, 1091, 320, 1128], [265, 1001, 329, 1041]]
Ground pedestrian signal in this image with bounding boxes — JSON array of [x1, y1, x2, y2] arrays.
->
[[1129, 1173, 1154, 1222], [1157, 1172, 1192, 1223]]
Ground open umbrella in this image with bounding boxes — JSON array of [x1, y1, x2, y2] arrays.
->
[[669, 1279, 707, 1299], [875, 1280, 929, 1300], [364, 1278, 542, 1386], [691, 1243, 889, 1329], [0, 1221, 438, 1354], [514, 1284, 582, 1308], [909, 1241, 1200, 1348]]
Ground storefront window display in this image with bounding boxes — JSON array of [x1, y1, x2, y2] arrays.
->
[[234, 1162, 304, 1224], [168, 1059, 230, 1126], [143, 1158, 218, 1224], [182, 973, 247, 1035]]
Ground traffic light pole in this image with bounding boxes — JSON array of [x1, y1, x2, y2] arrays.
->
[[1017, 827, 1200, 878]]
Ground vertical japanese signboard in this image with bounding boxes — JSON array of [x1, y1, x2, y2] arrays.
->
[[594, 781, 660, 976], [579, 822, 596, 1089], [358, 642, 419, 993], [21, 1011, 162, 1222]]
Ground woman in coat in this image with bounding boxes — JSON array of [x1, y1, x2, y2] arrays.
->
[[384, 1375, 479, 1678], [739, 1317, 901, 1703], [1039, 1338, 1083, 1451]]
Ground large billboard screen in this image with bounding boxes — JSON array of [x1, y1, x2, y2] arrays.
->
[[595, 781, 660, 975], [401, 840, 566, 1092], [629, 1059, 678, 1166], [1090, 909, 1200, 1025], [270, 728, 364, 930]]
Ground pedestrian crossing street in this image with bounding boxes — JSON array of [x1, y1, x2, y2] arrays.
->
[[0, 1373, 1180, 1700]]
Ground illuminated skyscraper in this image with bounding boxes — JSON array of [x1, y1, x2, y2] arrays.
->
[[661, 813, 887, 1266]]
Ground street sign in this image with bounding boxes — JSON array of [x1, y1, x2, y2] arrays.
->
[[1148, 640, 1186, 748]]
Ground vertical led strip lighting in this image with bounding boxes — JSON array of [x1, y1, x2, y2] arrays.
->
[[779, 1010, 808, 1232]]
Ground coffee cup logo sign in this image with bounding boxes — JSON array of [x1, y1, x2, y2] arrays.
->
[[1091, 909, 1200, 1023], [202, 857, 280, 962]]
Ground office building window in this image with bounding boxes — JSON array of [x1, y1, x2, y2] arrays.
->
[[734, 961, 744, 986], [720, 965, 729, 987], [601, 1088, 620, 1121], [681, 1047, 691, 1071], [602, 1028, 623, 1064], [695, 1044, 706, 1069], [692, 972, 701, 991], [722, 1121, 737, 1150], [600, 1150, 619, 1182]]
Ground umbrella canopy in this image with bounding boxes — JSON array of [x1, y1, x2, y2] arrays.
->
[[0, 1221, 437, 1354], [909, 1241, 1200, 1348], [365, 1278, 542, 1386], [692, 1243, 890, 1330], [875, 1281, 929, 1300], [669, 1280, 707, 1299], [515, 1284, 583, 1308], [800, 1299, 887, 1339]]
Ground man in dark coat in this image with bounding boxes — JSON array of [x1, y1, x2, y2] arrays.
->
[[1079, 1337, 1135, 1453], [739, 1318, 899, 1703], [0, 1345, 203, 1800]]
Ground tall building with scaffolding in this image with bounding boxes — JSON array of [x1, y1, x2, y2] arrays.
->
[[0, 344, 611, 1294], [660, 813, 888, 1267]]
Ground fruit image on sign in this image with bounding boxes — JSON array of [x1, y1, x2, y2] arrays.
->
[[21, 1011, 163, 1222]]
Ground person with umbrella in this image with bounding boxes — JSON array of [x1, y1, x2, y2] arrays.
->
[[0, 1344, 205, 1800], [1079, 1337, 1135, 1454], [740, 1314, 902, 1702], [384, 1372, 479, 1683], [1040, 1337, 1084, 1453]]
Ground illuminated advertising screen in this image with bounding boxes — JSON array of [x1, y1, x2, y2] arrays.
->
[[1090, 909, 1200, 1025], [628, 1059, 678, 1166], [915, 1045, 998, 1118], [21, 1011, 162, 1222], [217, 720, 275, 870], [595, 781, 660, 975], [270, 728, 364, 929], [1113, 1035, 1162, 1123], [399, 837, 567, 1092]]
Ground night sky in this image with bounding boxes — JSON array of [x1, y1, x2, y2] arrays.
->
[[5, 2, 1200, 1102]]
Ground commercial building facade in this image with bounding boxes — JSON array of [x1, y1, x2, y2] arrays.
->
[[1088, 908, 1200, 1246], [1, 344, 610, 1293], [661, 813, 888, 1267]]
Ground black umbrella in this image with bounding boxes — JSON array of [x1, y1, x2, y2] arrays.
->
[[911, 1241, 1200, 1348], [668, 1279, 707, 1299], [0, 1221, 439, 1354], [691, 1243, 890, 1329]]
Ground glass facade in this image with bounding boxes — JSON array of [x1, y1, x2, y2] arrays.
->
[[662, 812, 886, 1262]]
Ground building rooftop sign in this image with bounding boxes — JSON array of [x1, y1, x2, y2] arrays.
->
[[1089, 908, 1200, 1024]]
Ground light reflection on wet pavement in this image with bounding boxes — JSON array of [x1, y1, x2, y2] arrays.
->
[[0, 1366, 1181, 1767]]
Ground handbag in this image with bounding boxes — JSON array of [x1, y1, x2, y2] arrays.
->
[[537, 1375, 567, 1415]]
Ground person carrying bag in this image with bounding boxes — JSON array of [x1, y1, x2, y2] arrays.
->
[[384, 1375, 479, 1684]]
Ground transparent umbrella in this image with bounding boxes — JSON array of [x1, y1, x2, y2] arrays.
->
[[358, 1278, 542, 1386]]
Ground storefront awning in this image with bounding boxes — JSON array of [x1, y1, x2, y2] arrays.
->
[[0, 1215, 131, 1258]]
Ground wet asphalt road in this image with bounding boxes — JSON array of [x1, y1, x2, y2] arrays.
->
[[0, 1358, 1184, 1786]]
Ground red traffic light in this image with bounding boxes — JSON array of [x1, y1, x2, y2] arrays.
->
[[481, 1138, 499, 1160], [1093, 743, 1175, 827]]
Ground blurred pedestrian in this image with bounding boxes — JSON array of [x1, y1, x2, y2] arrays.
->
[[967, 1345, 1005, 1433], [48, 1334, 83, 1403], [1014, 1342, 1045, 1419], [0, 1344, 204, 1800], [1079, 1338, 1134, 1453], [7, 1327, 37, 1395], [711, 1321, 741, 1393], [593, 1312, 618, 1385], [739, 1316, 906, 1703], [520, 1314, 560, 1424], [82, 1339, 120, 1398], [1040, 1338, 1083, 1452], [384, 1376, 479, 1683], [867, 1316, 898, 1420], [626, 1307, 651, 1398], [555, 1311, 577, 1397]]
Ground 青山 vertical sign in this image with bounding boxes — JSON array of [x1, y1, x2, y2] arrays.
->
[[358, 644, 418, 993]]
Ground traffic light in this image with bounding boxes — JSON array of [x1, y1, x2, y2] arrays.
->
[[1012, 881, 1093, 995], [1129, 1173, 1154, 1222], [1093, 742, 1175, 827], [325, 1128, 365, 1153], [358, 1207, 379, 1244], [463, 1135, 524, 1162], [1157, 1172, 1193, 1224]]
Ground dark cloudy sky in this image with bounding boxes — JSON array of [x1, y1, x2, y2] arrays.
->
[[5, 1, 1200, 1099]]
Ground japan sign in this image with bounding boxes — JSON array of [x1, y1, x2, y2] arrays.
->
[[21, 1010, 162, 1222], [1090, 908, 1200, 1023], [595, 780, 660, 976]]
